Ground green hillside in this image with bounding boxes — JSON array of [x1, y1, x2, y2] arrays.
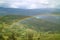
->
[[0, 15, 60, 40], [0, 15, 29, 25], [19, 17, 60, 32]]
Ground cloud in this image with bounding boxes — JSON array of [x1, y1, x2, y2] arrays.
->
[[0, 0, 60, 9]]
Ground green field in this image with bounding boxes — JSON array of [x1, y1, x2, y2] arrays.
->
[[0, 14, 60, 40]]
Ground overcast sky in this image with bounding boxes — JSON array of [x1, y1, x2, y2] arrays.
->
[[0, 0, 60, 9]]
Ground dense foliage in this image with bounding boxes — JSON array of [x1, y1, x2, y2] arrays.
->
[[0, 15, 60, 40]]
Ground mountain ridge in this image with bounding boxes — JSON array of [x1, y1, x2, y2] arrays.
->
[[0, 7, 60, 16]]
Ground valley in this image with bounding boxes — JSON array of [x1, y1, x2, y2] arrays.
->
[[0, 14, 60, 40]]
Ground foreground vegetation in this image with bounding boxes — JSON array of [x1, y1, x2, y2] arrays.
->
[[0, 15, 60, 40], [0, 30, 60, 40]]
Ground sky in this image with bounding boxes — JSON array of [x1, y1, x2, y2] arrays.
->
[[0, 0, 60, 9]]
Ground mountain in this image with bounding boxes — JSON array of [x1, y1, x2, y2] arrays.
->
[[1, 15, 60, 33], [0, 7, 60, 32], [0, 7, 58, 16], [0, 7, 60, 40]]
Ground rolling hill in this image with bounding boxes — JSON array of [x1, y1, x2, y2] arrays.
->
[[0, 7, 60, 40], [9, 15, 60, 33]]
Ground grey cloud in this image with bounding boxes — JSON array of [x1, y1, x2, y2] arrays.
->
[[0, 0, 60, 9]]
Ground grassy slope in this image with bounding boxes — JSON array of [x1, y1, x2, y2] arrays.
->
[[0, 15, 29, 25], [0, 14, 60, 40]]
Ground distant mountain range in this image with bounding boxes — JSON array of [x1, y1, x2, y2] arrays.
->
[[0, 7, 60, 16]]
